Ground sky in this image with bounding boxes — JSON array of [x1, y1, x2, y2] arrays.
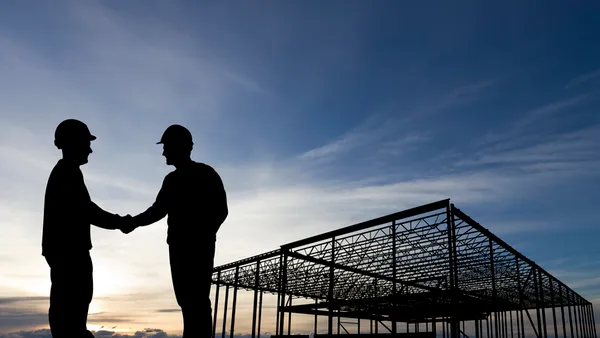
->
[[1, 0, 600, 336]]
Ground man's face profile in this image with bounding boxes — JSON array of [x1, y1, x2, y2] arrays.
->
[[63, 139, 92, 165]]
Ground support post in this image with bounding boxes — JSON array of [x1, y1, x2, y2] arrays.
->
[[583, 304, 588, 338], [509, 310, 515, 338], [221, 285, 229, 338], [585, 304, 591, 338], [517, 258, 525, 338], [392, 220, 397, 335], [538, 271, 547, 338], [577, 301, 583, 338], [288, 295, 292, 335], [592, 303, 598, 338], [534, 269, 542, 338], [230, 266, 239, 338], [314, 298, 318, 336], [212, 272, 221, 338], [278, 251, 288, 336], [490, 239, 498, 338], [328, 237, 336, 336], [258, 292, 263, 338], [549, 279, 558, 338], [443, 317, 446, 338], [559, 284, 566, 338], [517, 310, 521, 338], [448, 203, 459, 338], [503, 311, 507, 338], [252, 262, 260, 338], [568, 295, 574, 338]]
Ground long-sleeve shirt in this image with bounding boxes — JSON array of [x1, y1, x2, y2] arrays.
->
[[133, 161, 228, 245], [42, 159, 120, 256]]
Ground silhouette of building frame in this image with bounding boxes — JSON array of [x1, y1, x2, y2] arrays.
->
[[211, 199, 596, 338]]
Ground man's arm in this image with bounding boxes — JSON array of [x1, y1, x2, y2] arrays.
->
[[207, 167, 228, 232], [75, 167, 123, 230], [131, 176, 170, 227], [89, 201, 123, 230]]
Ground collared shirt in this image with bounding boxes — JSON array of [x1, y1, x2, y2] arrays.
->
[[135, 161, 228, 245], [42, 159, 118, 256]]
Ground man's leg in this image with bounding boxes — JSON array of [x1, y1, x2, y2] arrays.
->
[[74, 252, 94, 337], [56, 252, 94, 337], [169, 242, 215, 338], [46, 255, 66, 338]]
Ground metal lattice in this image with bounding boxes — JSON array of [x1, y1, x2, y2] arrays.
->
[[211, 199, 596, 338]]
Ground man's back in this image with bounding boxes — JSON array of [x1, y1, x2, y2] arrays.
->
[[42, 159, 93, 255], [161, 161, 228, 244]]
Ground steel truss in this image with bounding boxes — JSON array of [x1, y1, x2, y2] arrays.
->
[[211, 199, 597, 338]]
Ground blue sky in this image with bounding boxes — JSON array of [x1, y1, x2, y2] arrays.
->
[[1, 0, 600, 336]]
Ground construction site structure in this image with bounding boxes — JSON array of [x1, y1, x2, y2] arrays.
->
[[210, 199, 596, 338]]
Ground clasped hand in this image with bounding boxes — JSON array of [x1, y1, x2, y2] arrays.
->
[[117, 214, 137, 234]]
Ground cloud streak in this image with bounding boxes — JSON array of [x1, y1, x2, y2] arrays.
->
[[566, 68, 600, 89], [1, 0, 600, 335], [298, 78, 498, 163]]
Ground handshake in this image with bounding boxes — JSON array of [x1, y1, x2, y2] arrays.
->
[[115, 214, 138, 234]]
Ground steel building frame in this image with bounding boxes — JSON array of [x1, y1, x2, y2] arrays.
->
[[211, 199, 596, 338]]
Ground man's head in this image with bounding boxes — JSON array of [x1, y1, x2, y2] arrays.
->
[[54, 119, 96, 165], [157, 124, 194, 166]]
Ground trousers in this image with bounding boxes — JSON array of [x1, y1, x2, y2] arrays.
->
[[169, 241, 216, 338], [45, 252, 94, 338]]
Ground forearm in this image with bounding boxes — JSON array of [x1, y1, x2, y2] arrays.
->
[[89, 202, 120, 230], [133, 204, 167, 227]]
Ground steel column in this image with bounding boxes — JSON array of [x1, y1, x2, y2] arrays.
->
[[230, 266, 239, 338], [252, 262, 260, 338], [221, 285, 229, 338], [258, 292, 263, 338], [212, 272, 220, 338], [392, 220, 397, 335]]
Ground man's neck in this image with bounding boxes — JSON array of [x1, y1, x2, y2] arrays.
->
[[60, 157, 81, 167], [174, 158, 194, 169]]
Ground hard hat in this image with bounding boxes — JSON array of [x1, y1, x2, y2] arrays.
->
[[157, 124, 194, 147], [54, 119, 96, 149]]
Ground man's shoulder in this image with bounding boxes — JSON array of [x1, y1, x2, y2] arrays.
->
[[48, 160, 80, 182], [164, 170, 177, 182], [194, 161, 215, 171], [169, 161, 221, 183], [194, 161, 222, 178]]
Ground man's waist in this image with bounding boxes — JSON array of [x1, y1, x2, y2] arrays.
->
[[42, 244, 92, 256], [166, 232, 216, 245]]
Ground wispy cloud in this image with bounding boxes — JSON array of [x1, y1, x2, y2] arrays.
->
[[474, 94, 595, 150], [565, 68, 600, 89], [548, 263, 600, 300], [298, 78, 498, 162], [2, 0, 600, 335], [156, 309, 180, 313], [448, 92, 600, 183], [0, 329, 180, 338], [0, 297, 47, 305], [457, 124, 600, 169]]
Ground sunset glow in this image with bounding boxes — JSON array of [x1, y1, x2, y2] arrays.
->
[[2, 1, 600, 337]]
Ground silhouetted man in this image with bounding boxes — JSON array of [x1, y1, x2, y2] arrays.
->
[[42, 119, 129, 338], [121, 124, 228, 338]]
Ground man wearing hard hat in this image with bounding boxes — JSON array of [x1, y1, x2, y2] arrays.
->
[[42, 119, 130, 338], [122, 124, 229, 338]]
